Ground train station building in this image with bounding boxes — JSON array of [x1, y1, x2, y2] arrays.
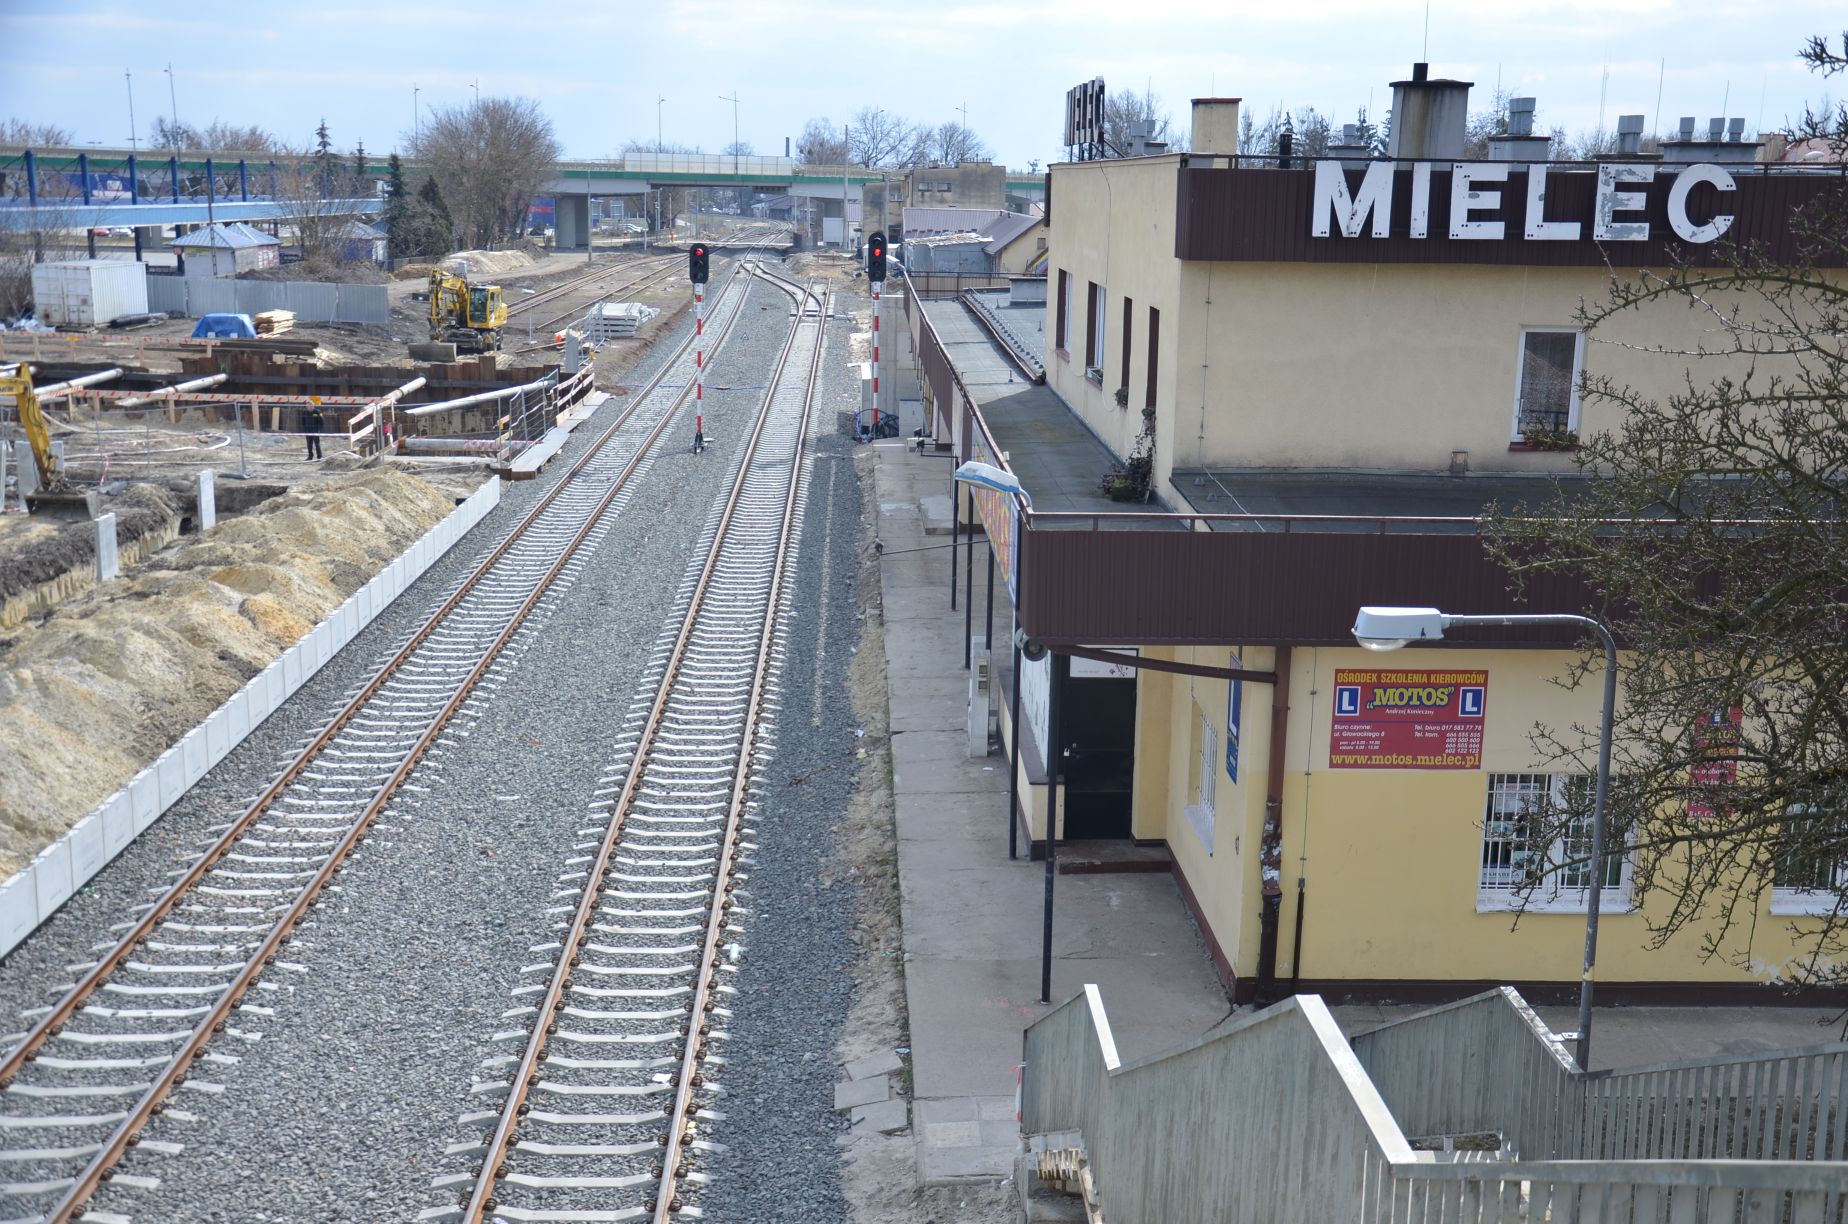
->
[[900, 72, 1848, 1004]]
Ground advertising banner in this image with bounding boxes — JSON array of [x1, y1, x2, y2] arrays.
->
[[1330, 668, 1488, 769], [1688, 705, 1743, 819], [968, 428, 1020, 604]]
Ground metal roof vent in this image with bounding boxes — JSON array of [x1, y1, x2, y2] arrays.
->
[[1615, 115, 1644, 155], [1708, 118, 1726, 142], [1728, 117, 1746, 142], [1678, 116, 1697, 141], [1507, 97, 1537, 137]]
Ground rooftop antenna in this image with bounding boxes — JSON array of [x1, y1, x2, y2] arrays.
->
[[1652, 58, 1665, 140], [1596, 65, 1609, 139], [1422, 0, 1431, 60], [1756, 74, 1767, 137], [1720, 80, 1730, 126]]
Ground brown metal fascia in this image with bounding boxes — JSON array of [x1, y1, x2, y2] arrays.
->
[[1052, 643, 1276, 686]]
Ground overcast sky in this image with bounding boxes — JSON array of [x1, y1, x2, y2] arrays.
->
[[0, 1, 1839, 167]]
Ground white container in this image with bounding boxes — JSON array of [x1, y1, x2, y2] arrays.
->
[[30, 259, 150, 329]]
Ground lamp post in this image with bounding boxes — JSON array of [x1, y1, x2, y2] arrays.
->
[[1350, 606, 1618, 1072], [163, 63, 179, 149], [718, 91, 740, 212]]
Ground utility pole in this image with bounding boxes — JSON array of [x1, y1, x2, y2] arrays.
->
[[842, 123, 850, 250], [657, 95, 665, 151], [719, 91, 740, 210], [413, 84, 420, 145], [163, 63, 179, 148], [125, 71, 138, 151]]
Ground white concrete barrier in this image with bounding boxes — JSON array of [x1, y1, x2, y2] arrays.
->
[[0, 477, 504, 956]]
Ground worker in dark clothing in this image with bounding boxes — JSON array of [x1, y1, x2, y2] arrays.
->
[[303, 404, 324, 460]]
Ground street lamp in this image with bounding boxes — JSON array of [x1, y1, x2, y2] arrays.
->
[[1350, 605, 1618, 1072]]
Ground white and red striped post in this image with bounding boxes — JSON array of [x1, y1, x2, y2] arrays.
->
[[871, 280, 881, 435], [694, 283, 705, 450]]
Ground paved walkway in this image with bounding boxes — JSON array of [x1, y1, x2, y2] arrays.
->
[[871, 435, 1228, 1182]]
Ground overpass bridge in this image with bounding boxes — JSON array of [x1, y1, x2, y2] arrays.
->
[[0, 146, 1044, 243]]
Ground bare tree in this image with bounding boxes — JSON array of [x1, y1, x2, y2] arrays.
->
[[1238, 104, 1333, 160], [795, 118, 846, 166], [147, 117, 278, 153], [269, 148, 362, 267], [722, 140, 754, 157], [1483, 33, 1848, 987], [0, 120, 73, 147], [408, 96, 561, 248], [848, 106, 919, 168], [0, 172, 84, 319], [1103, 88, 1179, 156], [923, 121, 992, 165]]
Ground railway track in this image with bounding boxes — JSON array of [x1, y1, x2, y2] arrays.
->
[[0, 260, 769, 1224], [423, 266, 830, 1223]]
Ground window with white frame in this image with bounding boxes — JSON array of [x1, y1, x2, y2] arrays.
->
[[1772, 807, 1847, 915], [1186, 711, 1218, 854], [1479, 773, 1626, 911], [1512, 329, 1584, 439], [1055, 270, 1071, 352]]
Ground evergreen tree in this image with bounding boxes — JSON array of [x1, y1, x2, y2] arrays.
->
[[381, 153, 411, 255], [313, 119, 333, 197], [351, 141, 368, 196]]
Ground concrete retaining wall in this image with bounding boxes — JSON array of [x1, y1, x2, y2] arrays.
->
[[0, 476, 503, 955]]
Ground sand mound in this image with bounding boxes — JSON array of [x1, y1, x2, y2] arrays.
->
[[438, 249, 536, 279], [0, 468, 456, 877]]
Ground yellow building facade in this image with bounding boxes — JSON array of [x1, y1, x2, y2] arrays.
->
[[989, 96, 1848, 1001]]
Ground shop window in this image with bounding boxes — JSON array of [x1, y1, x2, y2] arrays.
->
[[1055, 270, 1070, 352], [1513, 329, 1584, 439], [1772, 807, 1846, 915], [1479, 773, 1625, 911]]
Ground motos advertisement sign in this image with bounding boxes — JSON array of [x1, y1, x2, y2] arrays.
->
[[1330, 669, 1488, 769]]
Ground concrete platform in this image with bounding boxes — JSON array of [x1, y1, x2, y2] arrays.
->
[[873, 433, 1228, 1185]]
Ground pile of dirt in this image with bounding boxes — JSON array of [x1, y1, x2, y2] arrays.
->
[[241, 260, 392, 285], [0, 468, 456, 877], [439, 249, 536, 278]]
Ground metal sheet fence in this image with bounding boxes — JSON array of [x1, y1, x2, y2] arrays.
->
[[145, 277, 388, 324]]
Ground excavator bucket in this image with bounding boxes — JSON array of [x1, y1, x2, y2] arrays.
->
[[25, 489, 100, 521]]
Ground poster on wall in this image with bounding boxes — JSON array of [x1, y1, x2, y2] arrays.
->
[[1688, 705, 1743, 819], [1226, 652, 1242, 784], [1330, 669, 1488, 769]]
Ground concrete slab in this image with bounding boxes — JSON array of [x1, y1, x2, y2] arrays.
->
[[844, 1049, 905, 1081], [852, 1098, 911, 1135], [834, 1076, 892, 1110]]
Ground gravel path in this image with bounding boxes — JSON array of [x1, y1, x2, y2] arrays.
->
[[0, 262, 789, 1222], [696, 282, 867, 1223]]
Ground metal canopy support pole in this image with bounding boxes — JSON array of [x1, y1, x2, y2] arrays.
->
[[1040, 650, 1066, 1005], [1008, 635, 1023, 860], [949, 474, 959, 611], [964, 487, 974, 670], [985, 539, 995, 685]]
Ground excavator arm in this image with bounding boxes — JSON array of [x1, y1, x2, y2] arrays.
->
[[1, 364, 59, 489]]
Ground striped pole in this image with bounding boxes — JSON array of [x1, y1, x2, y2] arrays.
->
[[871, 280, 881, 434], [694, 284, 705, 450]]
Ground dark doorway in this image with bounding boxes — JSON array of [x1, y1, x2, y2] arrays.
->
[[1057, 663, 1138, 839]]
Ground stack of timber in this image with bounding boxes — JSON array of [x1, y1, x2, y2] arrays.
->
[[253, 309, 295, 335]]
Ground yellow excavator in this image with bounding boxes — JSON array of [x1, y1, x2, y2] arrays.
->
[[1, 363, 103, 519], [428, 270, 508, 353]]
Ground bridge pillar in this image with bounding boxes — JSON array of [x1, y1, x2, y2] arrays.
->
[[556, 194, 590, 249]]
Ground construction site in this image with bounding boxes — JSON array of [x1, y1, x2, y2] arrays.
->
[[0, 231, 792, 880]]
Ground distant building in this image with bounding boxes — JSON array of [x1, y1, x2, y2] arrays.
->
[[168, 222, 280, 277], [337, 219, 389, 265]]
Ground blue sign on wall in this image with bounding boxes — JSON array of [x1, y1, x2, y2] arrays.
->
[[1226, 652, 1243, 783]]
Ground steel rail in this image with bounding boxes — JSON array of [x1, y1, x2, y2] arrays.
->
[[457, 265, 824, 1222], [11, 260, 760, 1224], [650, 273, 827, 1223]]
